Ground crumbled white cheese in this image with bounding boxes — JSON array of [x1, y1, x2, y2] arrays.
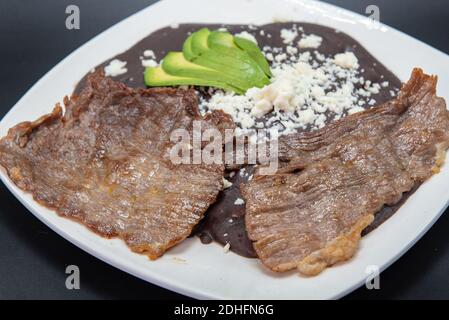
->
[[286, 46, 298, 55], [223, 177, 233, 189], [298, 51, 311, 62], [297, 109, 317, 125], [315, 114, 326, 129], [368, 83, 380, 94], [334, 52, 359, 69], [141, 59, 158, 68], [280, 28, 298, 44], [223, 242, 231, 253], [143, 50, 156, 58], [104, 59, 127, 77], [234, 198, 245, 205], [298, 34, 323, 49], [235, 31, 257, 44], [275, 53, 287, 63], [348, 106, 365, 115], [200, 44, 392, 135], [315, 52, 325, 61], [251, 99, 272, 117]]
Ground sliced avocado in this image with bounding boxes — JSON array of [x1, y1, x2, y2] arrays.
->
[[144, 67, 243, 94], [208, 31, 238, 49], [193, 46, 270, 88], [208, 31, 272, 77], [161, 52, 251, 91], [146, 28, 273, 95], [234, 36, 272, 77], [190, 28, 210, 56], [182, 34, 196, 61]]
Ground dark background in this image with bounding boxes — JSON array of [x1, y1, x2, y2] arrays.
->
[[0, 0, 448, 300]]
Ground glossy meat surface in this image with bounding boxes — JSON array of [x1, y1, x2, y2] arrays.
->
[[242, 69, 449, 275], [0, 71, 233, 259]]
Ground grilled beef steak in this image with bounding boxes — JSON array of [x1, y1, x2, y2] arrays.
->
[[242, 69, 449, 276], [0, 71, 234, 259]]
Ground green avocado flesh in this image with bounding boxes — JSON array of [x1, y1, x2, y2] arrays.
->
[[162, 52, 254, 91], [192, 47, 269, 89], [144, 28, 272, 94], [208, 31, 238, 49], [190, 28, 211, 56], [234, 36, 272, 77], [209, 31, 271, 77], [144, 67, 243, 94], [182, 34, 196, 60]]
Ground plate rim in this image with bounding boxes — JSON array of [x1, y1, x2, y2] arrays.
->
[[1, 0, 449, 300]]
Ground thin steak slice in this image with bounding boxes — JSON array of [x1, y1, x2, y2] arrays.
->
[[0, 71, 234, 259], [242, 69, 449, 276]]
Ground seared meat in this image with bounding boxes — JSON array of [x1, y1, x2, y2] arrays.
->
[[0, 71, 234, 259], [242, 69, 449, 276]]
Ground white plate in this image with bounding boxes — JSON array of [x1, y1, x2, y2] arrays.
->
[[2, 0, 449, 300]]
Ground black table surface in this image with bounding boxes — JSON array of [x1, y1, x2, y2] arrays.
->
[[1, 0, 449, 300]]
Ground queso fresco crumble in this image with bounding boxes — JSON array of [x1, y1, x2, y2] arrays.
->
[[199, 25, 394, 135]]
